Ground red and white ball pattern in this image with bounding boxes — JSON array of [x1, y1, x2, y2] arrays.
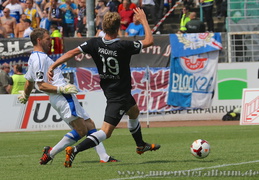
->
[[190, 139, 210, 159]]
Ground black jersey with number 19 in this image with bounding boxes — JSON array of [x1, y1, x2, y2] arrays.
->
[[78, 37, 143, 100]]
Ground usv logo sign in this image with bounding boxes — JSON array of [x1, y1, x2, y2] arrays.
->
[[20, 94, 85, 130]]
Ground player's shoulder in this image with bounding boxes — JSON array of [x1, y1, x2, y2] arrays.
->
[[31, 51, 48, 58], [121, 39, 142, 47], [84, 37, 100, 44], [80, 37, 101, 48], [30, 52, 50, 63], [114, 39, 133, 45]]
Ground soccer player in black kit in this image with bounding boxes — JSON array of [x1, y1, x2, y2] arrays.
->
[[48, 7, 160, 168]]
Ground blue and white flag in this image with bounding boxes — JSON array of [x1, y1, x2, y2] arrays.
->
[[167, 33, 222, 108], [170, 33, 222, 58]]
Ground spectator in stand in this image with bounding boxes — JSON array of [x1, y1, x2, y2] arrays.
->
[[24, 0, 39, 28], [50, 24, 62, 53], [221, 0, 227, 18], [95, 0, 109, 37], [118, 0, 136, 13], [112, 0, 121, 12], [164, 0, 176, 16], [119, 0, 134, 36], [139, 0, 155, 24], [0, 21, 8, 38], [39, 10, 51, 31], [46, 0, 63, 28], [23, 18, 33, 37], [183, 0, 194, 7], [10, 64, 26, 94], [125, 13, 144, 36], [200, 0, 214, 32], [42, 0, 51, 11], [0, 63, 12, 94], [15, 13, 27, 37], [185, 12, 205, 33], [178, 6, 190, 33], [131, 0, 140, 7], [215, 0, 222, 19], [60, 0, 77, 37], [50, 24, 61, 37], [4, 0, 23, 23], [0, 8, 16, 37], [106, 0, 118, 12], [18, 0, 27, 10], [35, 0, 44, 9], [35, 4, 51, 31], [154, 0, 164, 34], [0, 0, 5, 17], [76, 0, 86, 37]]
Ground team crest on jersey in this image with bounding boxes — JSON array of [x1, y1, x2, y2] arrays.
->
[[133, 41, 140, 49], [36, 71, 44, 80]]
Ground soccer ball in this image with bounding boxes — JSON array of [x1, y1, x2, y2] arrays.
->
[[190, 139, 210, 159]]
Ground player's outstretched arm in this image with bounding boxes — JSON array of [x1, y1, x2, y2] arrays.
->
[[37, 82, 78, 94], [48, 47, 82, 81], [133, 7, 153, 48]]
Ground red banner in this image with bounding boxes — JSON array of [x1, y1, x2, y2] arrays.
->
[[72, 67, 179, 113]]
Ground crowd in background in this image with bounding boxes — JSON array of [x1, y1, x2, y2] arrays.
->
[[0, 0, 228, 94], [0, 62, 26, 94], [0, 0, 227, 39]]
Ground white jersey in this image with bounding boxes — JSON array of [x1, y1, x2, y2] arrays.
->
[[25, 51, 90, 124], [25, 51, 66, 92]]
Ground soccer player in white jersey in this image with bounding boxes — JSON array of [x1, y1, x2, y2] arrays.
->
[[48, 8, 160, 168], [18, 28, 118, 165]]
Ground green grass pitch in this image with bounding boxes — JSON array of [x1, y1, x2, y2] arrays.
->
[[1, 124, 259, 179]]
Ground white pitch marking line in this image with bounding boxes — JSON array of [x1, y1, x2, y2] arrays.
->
[[107, 160, 259, 180]]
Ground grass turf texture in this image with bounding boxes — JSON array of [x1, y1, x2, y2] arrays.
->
[[1, 125, 259, 180]]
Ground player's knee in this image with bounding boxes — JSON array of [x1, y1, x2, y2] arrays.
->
[[127, 108, 139, 119], [75, 128, 88, 137], [128, 107, 139, 119], [84, 118, 96, 130]]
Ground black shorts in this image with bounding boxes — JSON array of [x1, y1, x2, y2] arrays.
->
[[104, 95, 136, 126]]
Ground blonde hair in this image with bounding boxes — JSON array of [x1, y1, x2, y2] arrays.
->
[[102, 12, 121, 36]]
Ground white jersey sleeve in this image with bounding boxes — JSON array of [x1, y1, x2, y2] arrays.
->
[[25, 51, 66, 91], [25, 52, 50, 82]]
